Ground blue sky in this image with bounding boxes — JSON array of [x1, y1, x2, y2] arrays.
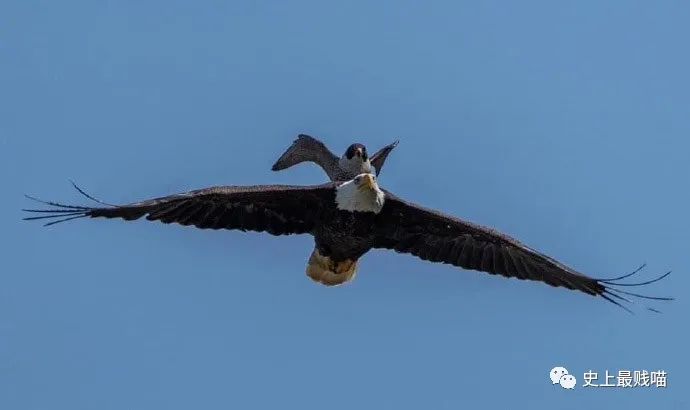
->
[[2, 1, 688, 408]]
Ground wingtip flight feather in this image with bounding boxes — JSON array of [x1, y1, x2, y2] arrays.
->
[[22, 182, 116, 227], [596, 264, 674, 314]]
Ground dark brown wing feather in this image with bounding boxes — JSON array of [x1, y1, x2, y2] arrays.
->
[[370, 140, 399, 176], [371, 192, 672, 308], [24, 183, 336, 235]]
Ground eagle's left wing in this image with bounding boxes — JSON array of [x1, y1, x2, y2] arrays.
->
[[372, 192, 671, 311], [23, 182, 335, 236]]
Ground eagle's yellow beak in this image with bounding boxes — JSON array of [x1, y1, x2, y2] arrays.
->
[[357, 174, 376, 191]]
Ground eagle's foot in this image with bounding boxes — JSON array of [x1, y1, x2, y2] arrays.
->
[[306, 248, 358, 287]]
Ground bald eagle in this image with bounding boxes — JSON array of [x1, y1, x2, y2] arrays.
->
[[24, 173, 670, 312], [271, 134, 399, 181]]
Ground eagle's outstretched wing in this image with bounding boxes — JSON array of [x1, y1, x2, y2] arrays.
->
[[370, 140, 399, 176], [271, 134, 341, 181], [372, 192, 672, 312], [24, 182, 336, 235]]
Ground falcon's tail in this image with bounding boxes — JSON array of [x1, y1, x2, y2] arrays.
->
[[306, 248, 359, 286]]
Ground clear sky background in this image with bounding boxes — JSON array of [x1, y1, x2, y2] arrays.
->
[[2, 1, 688, 409]]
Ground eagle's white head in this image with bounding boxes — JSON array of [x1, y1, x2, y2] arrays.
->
[[335, 173, 385, 213], [338, 143, 374, 176]]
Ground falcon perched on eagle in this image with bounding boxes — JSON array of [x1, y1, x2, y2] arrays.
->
[[271, 134, 399, 180], [23, 134, 671, 312]]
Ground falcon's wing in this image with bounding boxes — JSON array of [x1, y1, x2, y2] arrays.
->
[[372, 192, 672, 312], [24, 182, 336, 235], [370, 140, 399, 176], [271, 134, 341, 181]]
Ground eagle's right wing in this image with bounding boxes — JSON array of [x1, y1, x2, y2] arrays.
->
[[24, 182, 336, 236]]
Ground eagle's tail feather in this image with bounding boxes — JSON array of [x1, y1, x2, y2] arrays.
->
[[306, 248, 358, 286]]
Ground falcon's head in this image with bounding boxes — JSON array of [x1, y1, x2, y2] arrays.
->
[[339, 143, 373, 175]]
